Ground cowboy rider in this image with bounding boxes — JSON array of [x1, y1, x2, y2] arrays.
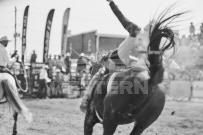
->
[[0, 35, 20, 92], [0, 36, 18, 71], [80, 0, 149, 113]]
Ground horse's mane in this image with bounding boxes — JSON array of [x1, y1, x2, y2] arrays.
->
[[146, 4, 189, 83], [147, 4, 189, 68]]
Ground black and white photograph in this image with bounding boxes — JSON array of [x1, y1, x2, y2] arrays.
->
[[0, 0, 203, 134]]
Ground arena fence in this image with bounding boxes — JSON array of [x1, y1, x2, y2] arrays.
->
[[163, 80, 203, 100]]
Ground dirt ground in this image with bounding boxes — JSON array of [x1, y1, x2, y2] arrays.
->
[[0, 98, 203, 135]]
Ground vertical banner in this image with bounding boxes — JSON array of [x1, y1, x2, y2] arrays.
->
[[43, 9, 55, 63], [22, 5, 29, 63], [61, 8, 71, 55]]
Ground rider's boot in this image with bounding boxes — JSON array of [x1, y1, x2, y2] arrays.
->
[[80, 68, 105, 113]]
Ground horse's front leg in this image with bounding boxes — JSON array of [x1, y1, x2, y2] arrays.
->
[[103, 119, 118, 135], [12, 112, 18, 135], [84, 105, 99, 135], [102, 105, 118, 135]]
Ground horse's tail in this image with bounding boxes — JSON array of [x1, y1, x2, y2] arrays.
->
[[147, 4, 188, 83], [2, 80, 32, 123]]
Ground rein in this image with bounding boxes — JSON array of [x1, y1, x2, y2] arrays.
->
[[138, 50, 175, 68], [137, 50, 163, 55], [13, 62, 29, 93]]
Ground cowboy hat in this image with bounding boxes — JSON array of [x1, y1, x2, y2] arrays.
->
[[80, 53, 85, 57], [56, 68, 61, 72], [66, 52, 70, 56], [0, 36, 11, 42]]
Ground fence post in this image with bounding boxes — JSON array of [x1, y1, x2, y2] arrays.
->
[[189, 81, 193, 101]]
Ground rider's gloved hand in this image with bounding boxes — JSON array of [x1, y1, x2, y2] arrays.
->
[[11, 50, 18, 58], [107, 0, 113, 3]]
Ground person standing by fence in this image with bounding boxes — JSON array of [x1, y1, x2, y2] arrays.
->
[[55, 69, 64, 98], [200, 23, 203, 33], [30, 50, 37, 63], [64, 52, 71, 75], [199, 23, 203, 45], [189, 22, 195, 36], [77, 53, 87, 74], [38, 65, 50, 99]]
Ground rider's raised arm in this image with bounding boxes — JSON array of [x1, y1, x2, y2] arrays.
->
[[107, 0, 141, 37]]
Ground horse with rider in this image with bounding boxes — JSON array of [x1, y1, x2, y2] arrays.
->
[[0, 36, 32, 135], [80, 0, 188, 135]]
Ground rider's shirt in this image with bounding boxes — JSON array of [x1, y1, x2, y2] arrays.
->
[[117, 36, 140, 66], [108, 1, 148, 68], [0, 43, 10, 67], [39, 68, 48, 80]]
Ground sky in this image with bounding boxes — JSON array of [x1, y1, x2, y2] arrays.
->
[[0, 0, 203, 62]]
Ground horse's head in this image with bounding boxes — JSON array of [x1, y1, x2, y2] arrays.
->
[[89, 62, 103, 76]]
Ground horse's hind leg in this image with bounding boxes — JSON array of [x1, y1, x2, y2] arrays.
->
[[129, 123, 144, 135], [12, 112, 18, 135], [84, 107, 99, 135]]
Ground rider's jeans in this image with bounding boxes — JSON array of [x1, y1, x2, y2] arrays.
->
[[82, 68, 104, 100]]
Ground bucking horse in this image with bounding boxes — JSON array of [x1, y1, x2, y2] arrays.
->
[[83, 5, 187, 135]]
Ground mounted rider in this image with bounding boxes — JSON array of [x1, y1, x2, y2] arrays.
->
[[0, 36, 18, 101], [80, 0, 151, 113], [0, 36, 18, 73], [0, 36, 21, 89]]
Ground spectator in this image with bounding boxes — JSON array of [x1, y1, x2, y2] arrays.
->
[[64, 52, 71, 74], [53, 55, 57, 67], [56, 55, 62, 70], [56, 55, 65, 72], [55, 68, 64, 97], [77, 53, 87, 73], [189, 22, 195, 36], [48, 55, 54, 67], [38, 65, 50, 99], [30, 50, 37, 63], [198, 31, 203, 46], [200, 23, 203, 33]]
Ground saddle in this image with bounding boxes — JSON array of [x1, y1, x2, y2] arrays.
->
[[0, 66, 20, 88], [108, 49, 149, 80], [98, 66, 149, 86], [0, 66, 8, 73]]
